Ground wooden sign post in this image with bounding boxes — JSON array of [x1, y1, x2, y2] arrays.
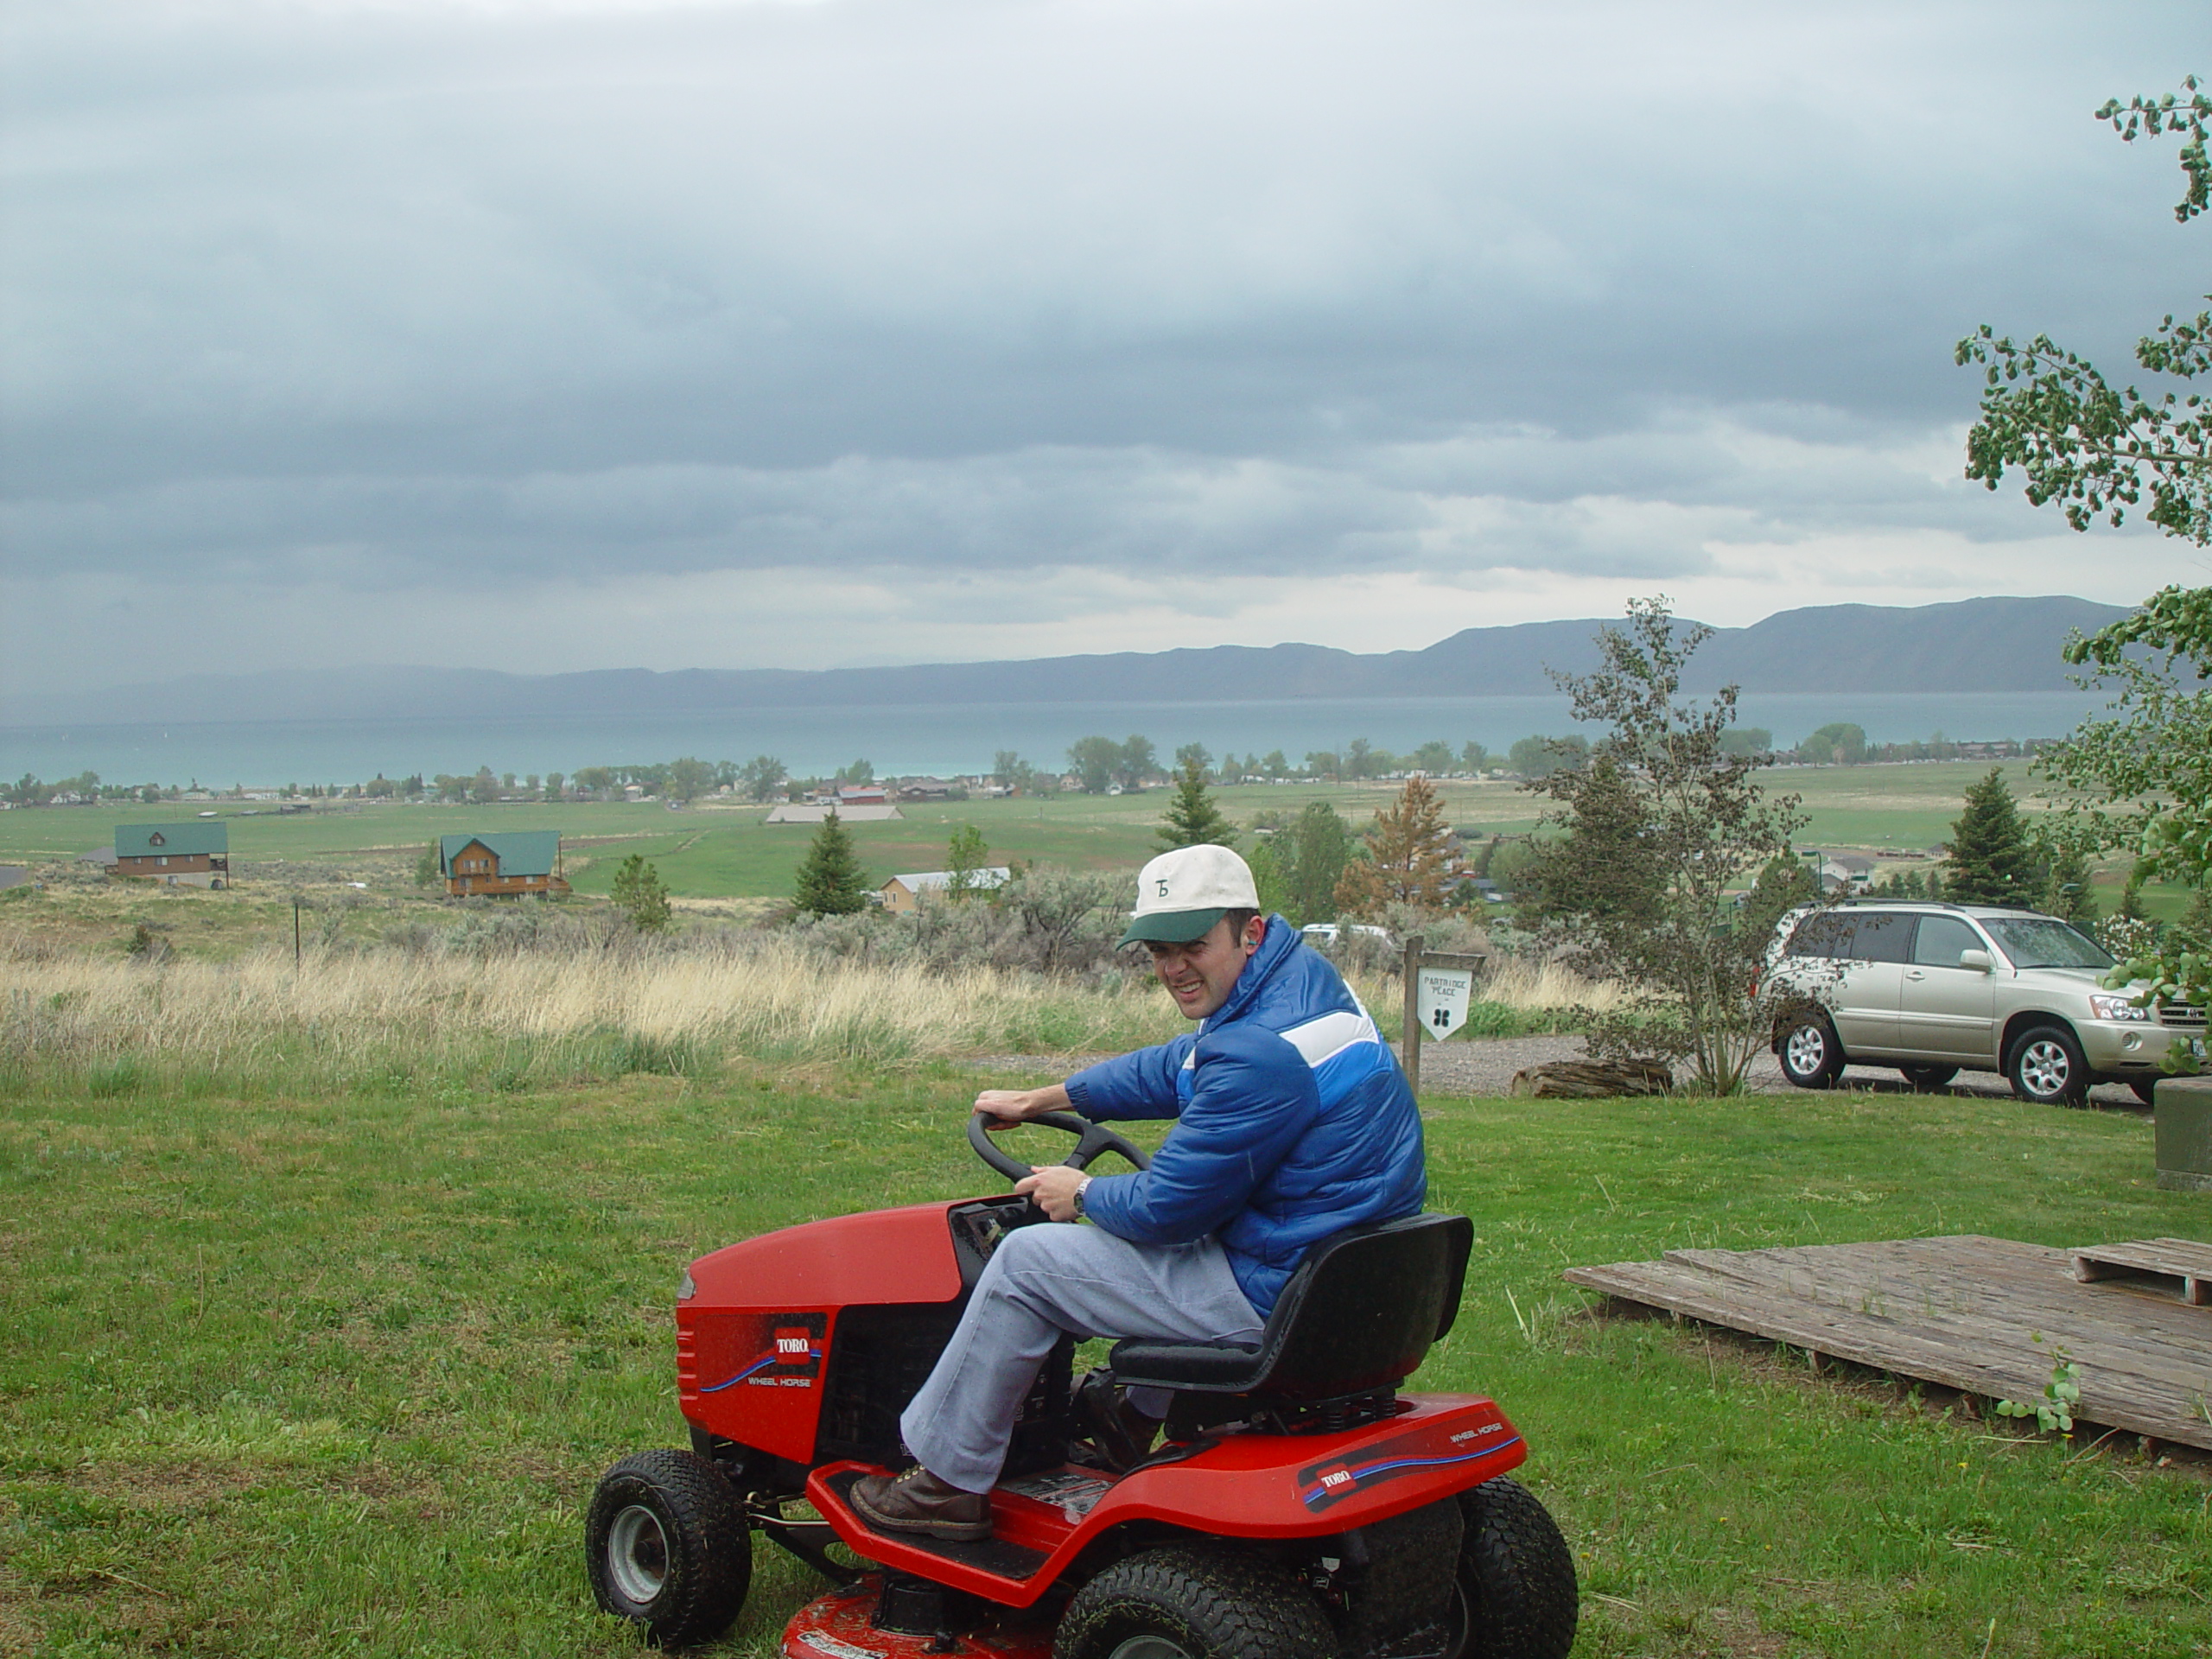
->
[[1398, 936, 1487, 1096]]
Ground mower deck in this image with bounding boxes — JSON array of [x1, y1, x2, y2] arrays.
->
[[806, 1394, 1525, 1607], [783, 1574, 1058, 1659]]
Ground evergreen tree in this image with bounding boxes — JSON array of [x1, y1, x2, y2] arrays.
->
[[415, 841, 442, 887], [2041, 837, 2100, 925], [1945, 770, 2042, 906], [610, 854, 673, 931], [1741, 853, 1819, 943], [1244, 837, 1293, 917], [793, 810, 871, 915], [1522, 753, 1663, 931], [1155, 756, 1237, 851], [1336, 775, 1459, 918], [1286, 800, 1351, 923]]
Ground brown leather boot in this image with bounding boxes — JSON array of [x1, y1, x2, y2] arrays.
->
[[849, 1465, 992, 1541], [1073, 1370, 1164, 1473]]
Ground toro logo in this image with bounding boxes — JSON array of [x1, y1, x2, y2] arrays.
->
[[1294, 1415, 1524, 1513], [699, 1311, 825, 1395]]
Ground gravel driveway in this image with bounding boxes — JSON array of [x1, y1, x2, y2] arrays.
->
[[972, 1035, 2154, 1109]]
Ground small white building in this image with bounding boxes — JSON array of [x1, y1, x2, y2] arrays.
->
[[766, 803, 905, 824]]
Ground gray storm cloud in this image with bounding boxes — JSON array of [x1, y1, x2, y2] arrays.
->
[[1, 0, 2203, 694]]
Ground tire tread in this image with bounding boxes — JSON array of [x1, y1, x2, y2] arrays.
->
[[1453, 1477, 1578, 1659], [586, 1446, 751, 1647], [1055, 1544, 1333, 1659]]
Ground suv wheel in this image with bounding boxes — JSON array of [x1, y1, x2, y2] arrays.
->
[[2006, 1026, 2090, 1107], [1777, 1013, 1845, 1089]]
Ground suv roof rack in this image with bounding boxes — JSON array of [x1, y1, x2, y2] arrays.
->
[[1830, 897, 1969, 912]]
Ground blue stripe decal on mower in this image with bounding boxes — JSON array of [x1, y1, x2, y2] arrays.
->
[[700, 1347, 823, 1393], [1296, 1436, 1522, 1509]]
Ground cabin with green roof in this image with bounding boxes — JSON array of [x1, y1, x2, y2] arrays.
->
[[115, 822, 230, 887], [440, 831, 569, 898]]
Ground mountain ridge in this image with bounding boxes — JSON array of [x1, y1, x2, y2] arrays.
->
[[5, 595, 2130, 728]]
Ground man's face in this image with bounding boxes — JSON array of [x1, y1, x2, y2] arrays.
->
[[1144, 916, 1263, 1020]]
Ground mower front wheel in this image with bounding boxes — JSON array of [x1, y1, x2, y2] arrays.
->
[[1055, 1545, 1334, 1659], [586, 1448, 752, 1647], [1446, 1477, 1578, 1659]]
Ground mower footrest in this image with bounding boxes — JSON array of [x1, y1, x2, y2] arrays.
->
[[822, 1469, 1050, 1584]]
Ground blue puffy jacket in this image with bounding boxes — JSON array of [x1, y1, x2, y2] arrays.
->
[[1065, 917, 1427, 1319]]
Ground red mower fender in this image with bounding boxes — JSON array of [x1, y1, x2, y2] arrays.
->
[[810, 1394, 1527, 1607]]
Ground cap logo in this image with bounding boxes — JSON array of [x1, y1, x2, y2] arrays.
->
[[1157, 879, 1170, 897]]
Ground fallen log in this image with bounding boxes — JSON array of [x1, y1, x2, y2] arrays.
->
[[1508, 1059, 1673, 1098]]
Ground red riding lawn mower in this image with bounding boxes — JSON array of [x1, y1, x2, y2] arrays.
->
[[587, 1113, 1579, 1658]]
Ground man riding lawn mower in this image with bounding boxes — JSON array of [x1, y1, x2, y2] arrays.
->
[[588, 845, 1579, 1658]]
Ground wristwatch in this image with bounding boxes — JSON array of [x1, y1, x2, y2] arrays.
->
[[1071, 1175, 1093, 1218]]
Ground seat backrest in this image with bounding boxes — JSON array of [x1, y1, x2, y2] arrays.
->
[[1238, 1212, 1473, 1401]]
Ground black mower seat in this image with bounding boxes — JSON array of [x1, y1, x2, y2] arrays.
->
[[1109, 1212, 1473, 1402]]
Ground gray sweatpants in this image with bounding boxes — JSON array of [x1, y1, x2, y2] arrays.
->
[[899, 1221, 1263, 1493]]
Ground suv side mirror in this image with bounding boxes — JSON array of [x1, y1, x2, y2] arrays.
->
[[1958, 949, 1993, 973]]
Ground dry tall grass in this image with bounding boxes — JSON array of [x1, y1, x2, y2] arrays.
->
[[0, 933, 1603, 1092], [1, 939, 1185, 1089], [1475, 955, 1622, 1014]]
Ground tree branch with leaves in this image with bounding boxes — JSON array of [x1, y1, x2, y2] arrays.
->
[[1956, 79, 2212, 542], [1956, 78, 2212, 1020]]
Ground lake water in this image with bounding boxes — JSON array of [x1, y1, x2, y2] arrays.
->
[[0, 690, 2113, 790]]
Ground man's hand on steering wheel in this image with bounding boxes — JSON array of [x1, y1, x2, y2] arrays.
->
[[972, 1084, 1069, 1127], [1015, 1164, 1087, 1222], [966, 1096, 1149, 1222]]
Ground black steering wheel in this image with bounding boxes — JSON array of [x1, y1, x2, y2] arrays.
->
[[967, 1109, 1150, 1185]]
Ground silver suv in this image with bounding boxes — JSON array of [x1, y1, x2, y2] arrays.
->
[[1765, 901, 2205, 1105]]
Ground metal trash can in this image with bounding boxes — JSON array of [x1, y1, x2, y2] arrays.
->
[[2153, 1075, 2212, 1193]]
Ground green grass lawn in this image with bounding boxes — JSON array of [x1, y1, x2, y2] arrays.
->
[[2, 1065, 2205, 1657], [0, 765, 2030, 885]]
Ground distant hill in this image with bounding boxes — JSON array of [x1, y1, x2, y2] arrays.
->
[[4, 595, 2130, 728]]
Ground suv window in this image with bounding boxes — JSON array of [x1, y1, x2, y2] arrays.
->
[[1910, 914, 1984, 968], [1980, 917, 2113, 970], [1785, 910, 1913, 963]]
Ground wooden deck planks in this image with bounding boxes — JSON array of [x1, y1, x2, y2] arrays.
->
[[1564, 1235, 2212, 1451], [2070, 1237, 2212, 1306]]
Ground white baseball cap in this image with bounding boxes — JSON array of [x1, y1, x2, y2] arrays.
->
[[1118, 844, 1261, 946]]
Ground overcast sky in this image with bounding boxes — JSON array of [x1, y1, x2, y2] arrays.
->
[[3, 0, 2209, 701]]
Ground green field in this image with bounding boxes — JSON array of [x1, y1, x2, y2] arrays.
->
[[1, 1065, 2204, 1657], [0, 759, 2072, 887], [4, 760, 2193, 925]]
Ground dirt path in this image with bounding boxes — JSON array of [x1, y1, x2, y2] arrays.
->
[[969, 1036, 2152, 1109]]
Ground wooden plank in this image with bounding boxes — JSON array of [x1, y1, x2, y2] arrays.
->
[[1656, 1239, 2210, 1389], [2070, 1237, 2212, 1306], [1563, 1235, 2212, 1452]]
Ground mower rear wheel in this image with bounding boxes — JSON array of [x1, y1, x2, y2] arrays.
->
[[1445, 1477, 1578, 1659], [1054, 1546, 1333, 1659], [586, 1448, 751, 1647]]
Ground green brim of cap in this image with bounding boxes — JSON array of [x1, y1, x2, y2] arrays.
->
[[1117, 906, 1229, 948]]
